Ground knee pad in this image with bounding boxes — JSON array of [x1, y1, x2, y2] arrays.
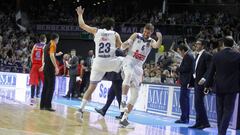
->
[[127, 87, 139, 105]]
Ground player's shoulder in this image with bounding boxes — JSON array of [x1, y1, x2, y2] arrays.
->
[[131, 33, 139, 39], [49, 41, 56, 48], [114, 31, 120, 36], [97, 28, 116, 34], [134, 32, 141, 36]]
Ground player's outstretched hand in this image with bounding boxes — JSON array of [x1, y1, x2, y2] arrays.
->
[[156, 32, 162, 40], [56, 51, 63, 56], [76, 6, 85, 16]]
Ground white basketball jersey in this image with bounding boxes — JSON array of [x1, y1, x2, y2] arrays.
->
[[128, 33, 153, 65], [94, 29, 116, 58]]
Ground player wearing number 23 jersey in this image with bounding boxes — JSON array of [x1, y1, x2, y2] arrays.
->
[[75, 6, 124, 122], [91, 28, 124, 83]]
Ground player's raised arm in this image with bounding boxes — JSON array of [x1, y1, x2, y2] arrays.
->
[[115, 32, 122, 48], [121, 33, 137, 50], [151, 32, 162, 49], [75, 6, 97, 35]]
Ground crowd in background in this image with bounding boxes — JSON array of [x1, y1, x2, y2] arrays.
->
[[20, 0, 240, 28], [0, 8, 35, 73]]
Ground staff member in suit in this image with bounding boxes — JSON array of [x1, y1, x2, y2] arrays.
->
[[94, 48, 125, 119], [64, 49, 79, 98], [175, 44, 195, 124], [82, 50, 94, 91], [189, 39, 211, 129], [95, 72, 123, 117], [40, 33, 59, 112], [205, 36, 240, 135]]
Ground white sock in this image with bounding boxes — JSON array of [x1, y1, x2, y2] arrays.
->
[[80, 99, 88, 110], [121, 112, 128, 121], [122, 95, 127, 102]]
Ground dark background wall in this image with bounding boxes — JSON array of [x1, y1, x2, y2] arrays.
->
[[57, 39, 95, 58]]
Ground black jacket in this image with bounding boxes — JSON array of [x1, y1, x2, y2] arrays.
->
[[103, 72, 122, 81], [69, 56, 79, 76], [205, 48, 240, 93], [195, 51, 212, 84], [178, 51, 195, 88]]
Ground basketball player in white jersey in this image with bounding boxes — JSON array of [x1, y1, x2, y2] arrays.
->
[[119, 23, 162, 128], [75, 6, 123, 121]]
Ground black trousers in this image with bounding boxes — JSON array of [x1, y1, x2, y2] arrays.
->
[[79, 71, 90, 94], [194, 84, 209, 125], [40, 69, 55, 109], [180, 87, 190, 121], [237, 99, 240, 129], [216, 93, 237, 135], [101, 80, 122, 114], [67, 75, 77, 97]]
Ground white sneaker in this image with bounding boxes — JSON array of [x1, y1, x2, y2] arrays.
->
[[74, 109, 83, 123]]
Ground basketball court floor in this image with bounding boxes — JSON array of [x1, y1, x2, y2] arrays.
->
[[0, 91, 239, 135]]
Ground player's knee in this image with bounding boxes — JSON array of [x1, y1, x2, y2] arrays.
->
[[122, 72, 132, 86], [86, 84, 97, 93], [128, 88, 139, 105]]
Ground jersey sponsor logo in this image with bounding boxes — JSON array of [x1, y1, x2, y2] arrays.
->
[[101, 37, 108, 41], [133, 50, 146, 61]]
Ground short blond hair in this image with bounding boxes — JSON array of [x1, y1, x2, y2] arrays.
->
[[144, 23, 154, 32]]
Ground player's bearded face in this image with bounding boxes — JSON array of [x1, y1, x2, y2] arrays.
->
[[143, 28, 153, 39]]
